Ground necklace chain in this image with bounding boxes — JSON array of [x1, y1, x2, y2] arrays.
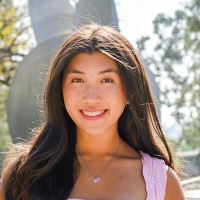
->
[[79, 138, 119, 184]]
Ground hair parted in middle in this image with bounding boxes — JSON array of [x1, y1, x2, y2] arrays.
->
[[45, 23, 173, 166]]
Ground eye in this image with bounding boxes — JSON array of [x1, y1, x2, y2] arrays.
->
[[101, 78, 113, 83], [72, 78, 83, 83]]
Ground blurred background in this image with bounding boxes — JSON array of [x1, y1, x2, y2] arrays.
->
[[0, 0, 199, 198]]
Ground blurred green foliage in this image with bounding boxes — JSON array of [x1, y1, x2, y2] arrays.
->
[[136, 0, 200, 151], [0, 0, 35, 172], [0, 118, 11, 172]]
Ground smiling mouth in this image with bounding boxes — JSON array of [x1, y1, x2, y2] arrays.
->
[[81, 109, 106, 117]]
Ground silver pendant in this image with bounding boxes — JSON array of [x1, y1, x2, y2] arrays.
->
[[93, 176, 101, 183]]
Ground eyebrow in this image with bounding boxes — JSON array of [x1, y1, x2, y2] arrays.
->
[[99, 68, 119, 74], [67, 69, 84, 74], [67, 68, 119, 75]]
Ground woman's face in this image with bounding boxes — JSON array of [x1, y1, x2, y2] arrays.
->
[[62, 52, 126, 136]]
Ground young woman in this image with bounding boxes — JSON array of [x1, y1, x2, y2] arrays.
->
[[0, 24, 185, 200]]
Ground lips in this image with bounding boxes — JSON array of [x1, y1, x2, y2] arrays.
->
[[81, 109, 106, 117]]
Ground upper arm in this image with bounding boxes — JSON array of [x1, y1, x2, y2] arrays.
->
[[164, 167, 186, 200]]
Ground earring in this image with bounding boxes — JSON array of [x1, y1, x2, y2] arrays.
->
[[62, 103, 65, 107], [125, 103, 130, 109], [126, 99, 130, 104]]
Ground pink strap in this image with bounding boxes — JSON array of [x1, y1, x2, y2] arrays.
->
[[141, 152, 167, 200]]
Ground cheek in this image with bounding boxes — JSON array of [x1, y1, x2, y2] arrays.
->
[[62, 86, 80, 103], [107, 85, 125, 101], [63, 87, 80, 115]]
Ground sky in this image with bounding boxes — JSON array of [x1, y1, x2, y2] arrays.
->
[[115, 0, 183, 46]]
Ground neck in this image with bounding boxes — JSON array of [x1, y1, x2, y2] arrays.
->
[[76, 130, 119, 158]]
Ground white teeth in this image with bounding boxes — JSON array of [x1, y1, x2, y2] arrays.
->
[[82, 110, 105, 116]]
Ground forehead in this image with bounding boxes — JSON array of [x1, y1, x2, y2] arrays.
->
[[65, 52, 119, 73]]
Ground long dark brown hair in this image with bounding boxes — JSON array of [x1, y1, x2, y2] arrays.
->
[[1, 23, 176, 200]]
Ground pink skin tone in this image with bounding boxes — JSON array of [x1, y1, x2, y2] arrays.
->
[[62, 52, 127, 137]]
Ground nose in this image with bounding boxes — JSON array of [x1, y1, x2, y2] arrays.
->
[[83, 84, 101, 103]]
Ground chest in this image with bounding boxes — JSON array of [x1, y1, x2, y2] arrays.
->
[[69, 159, 146, 200]]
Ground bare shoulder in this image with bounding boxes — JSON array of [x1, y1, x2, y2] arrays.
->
[[164, 166, 186, 200]]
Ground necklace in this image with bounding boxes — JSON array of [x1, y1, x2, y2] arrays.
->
[[79, 138, 119, 184]]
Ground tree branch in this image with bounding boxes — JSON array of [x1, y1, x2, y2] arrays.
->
[[10, 25, 31, 48], [0, 79, 9, 87]]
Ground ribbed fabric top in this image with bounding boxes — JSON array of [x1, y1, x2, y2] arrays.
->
[[141, 152, 167, 200], [68, 152, 167, 200]]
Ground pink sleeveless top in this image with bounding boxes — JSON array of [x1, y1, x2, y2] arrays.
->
[[68, 152, 167, 200], [141, 152, 167, 200]]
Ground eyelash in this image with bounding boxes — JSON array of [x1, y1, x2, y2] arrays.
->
[[71, 78, 114, 83], [71, 78, 83, 82], [101, 78, 114, 83]]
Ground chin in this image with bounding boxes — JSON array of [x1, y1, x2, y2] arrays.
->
[[79, 127, 110, 136]]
